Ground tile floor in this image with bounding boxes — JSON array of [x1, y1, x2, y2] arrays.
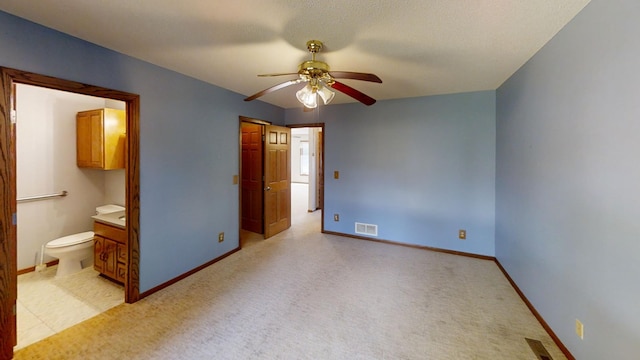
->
[[15, 265, 124, 350]]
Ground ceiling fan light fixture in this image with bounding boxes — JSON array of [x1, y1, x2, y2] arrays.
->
[[296, 83, 318, 108], [317, 83, 335, 105], [245, 40, 380, 107]]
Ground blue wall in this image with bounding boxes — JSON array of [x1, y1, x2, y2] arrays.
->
[[0, 11, 284, 292], [286, 91, 496, 256], [496, 0, 640, 358]]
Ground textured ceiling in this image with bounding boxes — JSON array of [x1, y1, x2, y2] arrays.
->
[[0, 0, 591, 109]]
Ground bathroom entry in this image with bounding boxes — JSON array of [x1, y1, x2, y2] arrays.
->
[[13, 84, 125, 349], [15, 84, 125, 275], [0, 67, 141, 357]]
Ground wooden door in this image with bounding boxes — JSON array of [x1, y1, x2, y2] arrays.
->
[[316, 130, 324, 210], [241, 123, 264, 233], [264, 125, 291, 238]]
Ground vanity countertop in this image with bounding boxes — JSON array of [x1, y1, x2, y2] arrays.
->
[[92, 210, 125, 229]]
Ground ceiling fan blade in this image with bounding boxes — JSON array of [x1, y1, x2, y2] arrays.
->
[[244, 79, 301, 101], [329, 71, 382, 83], [330, 81, 376, 106], [258, 73, 299, 77]]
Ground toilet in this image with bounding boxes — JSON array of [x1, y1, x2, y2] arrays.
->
[[45, 231, 95, 277], [44, 205, 124, 277]]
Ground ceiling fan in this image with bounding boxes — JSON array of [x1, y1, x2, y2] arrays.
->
[[244, 40, 382, 108]]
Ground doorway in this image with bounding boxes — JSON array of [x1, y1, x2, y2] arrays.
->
[[290, 125, 324, 214], [0, 68, 141, 357], [239, 117, 292, 240], [239, 116, 324, 245]]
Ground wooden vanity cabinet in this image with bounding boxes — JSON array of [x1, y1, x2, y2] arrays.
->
[[77, 108, 126, 169], [116, 244, 127, 281], [94, 221, 127, 283]]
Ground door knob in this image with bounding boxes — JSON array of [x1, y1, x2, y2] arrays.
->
[[264, 186, 271, 191]]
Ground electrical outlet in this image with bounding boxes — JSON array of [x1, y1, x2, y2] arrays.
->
[[576, 319, 584, 339], [218, 232, 224, 243], [334, 214, 340, 222], [458, 229, 466, 240]]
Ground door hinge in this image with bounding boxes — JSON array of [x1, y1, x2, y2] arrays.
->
[[13, 304, 16, 316], [11, 110, 17, 124], [12, 213, 17, 225], [262, 135, 265, 142]]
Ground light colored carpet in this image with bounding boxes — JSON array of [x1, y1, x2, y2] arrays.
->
[[14, 209, 565, 359]]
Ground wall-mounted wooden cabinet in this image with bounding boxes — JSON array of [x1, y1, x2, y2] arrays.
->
[[94, 221, 127, 283], [77, 108, 126, 169]]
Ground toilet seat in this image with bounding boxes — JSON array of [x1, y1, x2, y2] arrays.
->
[[46, 231, 95, 248]]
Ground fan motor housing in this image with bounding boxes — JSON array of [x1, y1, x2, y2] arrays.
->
[[298, 60, 330, 78]]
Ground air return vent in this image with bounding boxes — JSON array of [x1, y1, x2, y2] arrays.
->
[[355, 222, 378, 236]]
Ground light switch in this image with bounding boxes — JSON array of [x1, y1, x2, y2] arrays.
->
[[576, 319, 584, 339], [233, 175, 239, 185], [334, 171, 339, 179]]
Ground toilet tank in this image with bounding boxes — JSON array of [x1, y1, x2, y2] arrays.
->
[[96, 204, 125, 215]]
